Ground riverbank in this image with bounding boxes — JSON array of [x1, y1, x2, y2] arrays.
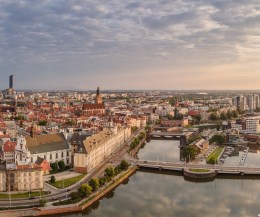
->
[[34, 166, 137, 216], [0, 167, 137, 217]]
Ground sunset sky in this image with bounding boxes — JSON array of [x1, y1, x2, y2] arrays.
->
[[0, 0, 259, 90]]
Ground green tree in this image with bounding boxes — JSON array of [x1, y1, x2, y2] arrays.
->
[[119, 160, 130, 171], [194, 114, 202, 123], [77, 184, 93, 197], [227, 110, 232, 119], [232, 110, 239, 118], [98, 177, 107, 186], [50, 175, 56, 183], [104, 166, 115, 179], [39, 120, 47, 126], [58, 160, 65, 170], [88, 178, 100, 191], [131, 126, 138, 133], [210, 135, 225, 145], [51, 162, 59, 173], [209, 112, 218, 121], [39, 199, 47, 207], [182, 145, 198, 162], [220, 112, 227, 120], [69, 192, 81, 201], [173, 113, 183, 120]]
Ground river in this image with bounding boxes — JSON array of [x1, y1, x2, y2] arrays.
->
[[57, 140, 260, 217]]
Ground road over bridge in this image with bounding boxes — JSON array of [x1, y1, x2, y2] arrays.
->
[[134, 160, 260, 175]]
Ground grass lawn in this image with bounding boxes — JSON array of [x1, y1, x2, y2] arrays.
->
[[207, 146, 224, 164], [0, 191, 49, 199], [49, 174, 86, 189], [189, 168, 209, 173]]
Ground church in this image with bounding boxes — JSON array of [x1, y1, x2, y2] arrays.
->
[[82, 87, 106, 116]]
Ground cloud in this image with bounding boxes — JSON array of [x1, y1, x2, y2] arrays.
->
[[0, 0, 259, 90]]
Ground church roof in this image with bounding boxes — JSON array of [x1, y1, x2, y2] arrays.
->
[[25, 133, 69, 154], [82, 103, 105, 110]]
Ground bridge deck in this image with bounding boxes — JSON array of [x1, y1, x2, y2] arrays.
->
[[135, 160, 260, 175]]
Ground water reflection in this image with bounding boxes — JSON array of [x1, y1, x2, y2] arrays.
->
[[138, 139, 181, 162], [58, 171, 260, 217]]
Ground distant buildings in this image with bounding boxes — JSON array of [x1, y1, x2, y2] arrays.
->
[[233, 94, 260, 111], [231, 116, 260, 134]]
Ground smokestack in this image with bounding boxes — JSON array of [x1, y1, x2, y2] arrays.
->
[[9, 75, 13, 89]]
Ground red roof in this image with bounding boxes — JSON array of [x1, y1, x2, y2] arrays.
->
[[82, 104, 105, 110], [2, 141, 16, 153], [188, 110, 200, 116]]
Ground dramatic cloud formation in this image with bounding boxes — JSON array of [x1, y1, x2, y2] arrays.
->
[[0, 0, 259, 90]]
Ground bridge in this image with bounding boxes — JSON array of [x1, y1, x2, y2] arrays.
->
[[134, 160, 260, 175], [149, 132, 188, 146]]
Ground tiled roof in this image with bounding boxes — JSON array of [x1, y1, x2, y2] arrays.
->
[[3, 141, 16, 152], [25, 133, 69, 154], [82, 103, 105, 110]]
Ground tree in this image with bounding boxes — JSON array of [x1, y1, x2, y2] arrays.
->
[[104, 166, 115, 179], [210, 135, 225, 145], [88, 178, 100, 191], [209, 112, 218, 121], [39, 199, 47, 207], [69, 192, 81, 201], [232, 110, 239, 118], [98, 177, 107, 186], [50, 175, 56, 183], [39, 120, 47, 126], [173, 113, 183, 120], [220, 112, 227, 120], [182, 145, 198, 162], [194, 114, 202, 123], [58, 160, 65, 171], [51, 162, 59, 173], [227, 110, 232, 119], [119, 160, 130, 171], [131, 126, 138, 133], [77, 184, 93, 197]]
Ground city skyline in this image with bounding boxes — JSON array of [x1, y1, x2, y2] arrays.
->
[[0, 0, 259, 90]]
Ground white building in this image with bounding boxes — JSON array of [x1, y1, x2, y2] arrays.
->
[[245, 117, 260, 134], [74, 127, 131, 173]]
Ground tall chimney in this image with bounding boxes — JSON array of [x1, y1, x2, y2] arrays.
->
[[9, 75, 13, 89]]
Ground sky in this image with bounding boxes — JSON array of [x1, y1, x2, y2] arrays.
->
[[0, 0, 259, 90]]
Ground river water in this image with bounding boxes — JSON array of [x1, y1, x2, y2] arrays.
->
[[58, 140, 260, 217]]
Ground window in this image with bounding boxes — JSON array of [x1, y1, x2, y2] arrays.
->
[[61, 152, 64, 158], [56, 153, 58, 159], [67, 151, 69, 157], [50, 154, 52, 160]]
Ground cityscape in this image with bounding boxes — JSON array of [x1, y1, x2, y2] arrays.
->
[[0, 1, 260, 217]]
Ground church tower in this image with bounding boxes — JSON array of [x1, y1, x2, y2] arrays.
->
[[96, 87, 103, 104]]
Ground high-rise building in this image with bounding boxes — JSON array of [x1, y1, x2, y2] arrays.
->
[[9, 75, 13, 89]]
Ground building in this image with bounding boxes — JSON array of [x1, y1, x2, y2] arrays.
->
[[160, 118, 189, 127], [23, 132, 71, 165], [2, 141, 16, 164], [82, 87, 105, 116], [0, 164, 43, 192], [74, 127, 131, 173], [96, 87, 103, 104]]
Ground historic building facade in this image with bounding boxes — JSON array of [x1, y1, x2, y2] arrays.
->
[[74, 126, 131, 173]]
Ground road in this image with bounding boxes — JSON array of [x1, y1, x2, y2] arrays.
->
[[135, 160, 260, 174]]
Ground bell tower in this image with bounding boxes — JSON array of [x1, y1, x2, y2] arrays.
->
[[96, 87, 103, 104]]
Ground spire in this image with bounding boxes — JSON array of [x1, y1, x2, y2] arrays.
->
[[97, 87, 100, 96], [30, 125, 35, 138]]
